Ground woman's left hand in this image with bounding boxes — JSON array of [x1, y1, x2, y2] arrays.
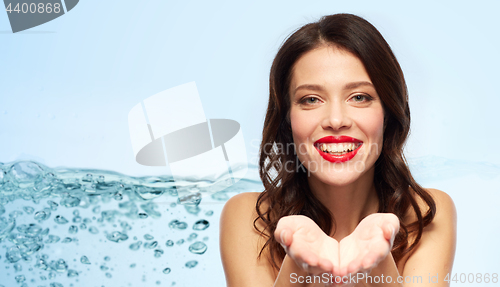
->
[[337, 213, 400, 278]]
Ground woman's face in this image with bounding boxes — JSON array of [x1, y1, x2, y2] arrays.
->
[[289, 45, 384, 186]]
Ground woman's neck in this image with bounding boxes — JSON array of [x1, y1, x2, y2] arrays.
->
[[307, 167, 379, 241]]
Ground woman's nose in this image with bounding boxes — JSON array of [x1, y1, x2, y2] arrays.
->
[[321, 102, 352, 131]]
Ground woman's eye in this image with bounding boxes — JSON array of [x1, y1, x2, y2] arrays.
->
[[351, 94, 373, 103], [301, 97, 320, 105]]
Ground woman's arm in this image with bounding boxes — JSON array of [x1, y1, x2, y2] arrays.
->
[[220, 192, 327, 287], [220, 192, 276, 286], [400, 188, 457, 287]]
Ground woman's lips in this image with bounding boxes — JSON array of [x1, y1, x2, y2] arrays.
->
[[314, 136, 363, 163]]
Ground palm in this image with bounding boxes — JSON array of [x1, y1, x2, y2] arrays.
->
[[275, 213, 399, 277], [339, 213, 399, 276], [275, 215, 339, 275]]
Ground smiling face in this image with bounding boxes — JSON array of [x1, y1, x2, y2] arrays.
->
[[289, 45, 385, 187]]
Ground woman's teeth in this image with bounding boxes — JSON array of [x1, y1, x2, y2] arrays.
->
[[319, 143, 360, 154]]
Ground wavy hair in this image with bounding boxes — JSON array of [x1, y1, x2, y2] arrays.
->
[[254, 13, 436, 270]]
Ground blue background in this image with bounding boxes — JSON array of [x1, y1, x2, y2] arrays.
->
[[1, 0, 500, 286]]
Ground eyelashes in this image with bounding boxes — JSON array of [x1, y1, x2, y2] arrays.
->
[[298, 94, 374, 106]]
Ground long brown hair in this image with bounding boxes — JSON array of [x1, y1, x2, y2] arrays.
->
[[255, 13, 436, 270]]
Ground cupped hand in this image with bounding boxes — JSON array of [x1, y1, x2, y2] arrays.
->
[[338, 213, 400, 277], [274, 215, 339, 275], [274, 213, 400, 279]]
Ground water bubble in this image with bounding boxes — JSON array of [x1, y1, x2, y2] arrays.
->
[[154, 249, 164, 258], [168, 220, 187, 230], [129, 241, 142, 251], [177, 192, 201, 206], [100, 265, 109, 271], [105, 272, 112, 278], [73, 210, 79, 216], [80, 256, 91, 264], [188, 241, 207, 255], [188, 233, 198, 240], [104, 256, 111, 261], [34, 210, 48, 221], [88, 227, 99, 234], [0, 217, 16, 241], [25, 223, 42, 236], [106, 231, 128, 243], [212, 192, 229, 201], [47, 200, 58, 211], [162, 267, 171, 274], [138, 213, 148, 219], [193, 219, 209, 231], [120, 221, 131, 231], [170, 202, 176, 208], [140, 202, 161, 218], [92, 206, 101, 214], [50, 283, 63, 287], [135, 186, 164, 200], [185, 260, 198, 268], [97, 175, 105, 183], [52, 258, 68, 272], [41, 228, 49, 236], [68, 269, 79, 277], [14, 263, 22, 272], [176, 239, 185, 245], [54, 215, 68, 224], [79, 223, 87, 230], [9, 161, 43, 186], [144, 241, 158, 249], [6, 246, 22, 263], [68, 225, 78, 234], [23, 206, 34, 214], [9, 210, 23, 218], [15, 274, 26, 283], [83, 218, 92, 224], [144, 234, 154, 240], [205, 210, 214, 216], [165, 240, 173, 247], [184, 205, 200, 215], [45, 235, 60, 243], [35, 258, 48, 271], [60, 196, 80, 208], [113, 192, 123, 201], [72, 215, 82, 223], [82, 173, 93, 182], [130, 263, 136, 268], [61, 237, 72, 243]]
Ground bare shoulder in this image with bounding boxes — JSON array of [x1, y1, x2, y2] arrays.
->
[[221, 191, 262, 218], [400, 188, 457, 277], [404, 187, 457, 226], [219, 192, 276, 286]]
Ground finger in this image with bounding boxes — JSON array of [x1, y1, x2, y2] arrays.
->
[[317, 257, 334, 273], [274, 228, 292, 249], [346, 257, 363, 275]]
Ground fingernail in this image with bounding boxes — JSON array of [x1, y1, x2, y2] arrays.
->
[[390, 226, 395, 245], [280, 229, 286, 244]]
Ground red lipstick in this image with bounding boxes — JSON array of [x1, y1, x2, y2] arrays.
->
[[314, 136, 363, 163]]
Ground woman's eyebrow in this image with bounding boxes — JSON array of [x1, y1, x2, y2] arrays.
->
[[293, 81, 374, 95]]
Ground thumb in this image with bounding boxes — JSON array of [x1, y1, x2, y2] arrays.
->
[[383, 224, 396, 247], [275, 228, 292, 248]]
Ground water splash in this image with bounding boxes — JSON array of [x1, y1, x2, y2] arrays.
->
[[0, 160, 264, 287]]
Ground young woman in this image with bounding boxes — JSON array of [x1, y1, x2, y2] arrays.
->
[[220, 13, 456, 287]]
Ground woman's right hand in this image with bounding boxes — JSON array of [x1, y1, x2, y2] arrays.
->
[[274, 215, 339, 276]]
